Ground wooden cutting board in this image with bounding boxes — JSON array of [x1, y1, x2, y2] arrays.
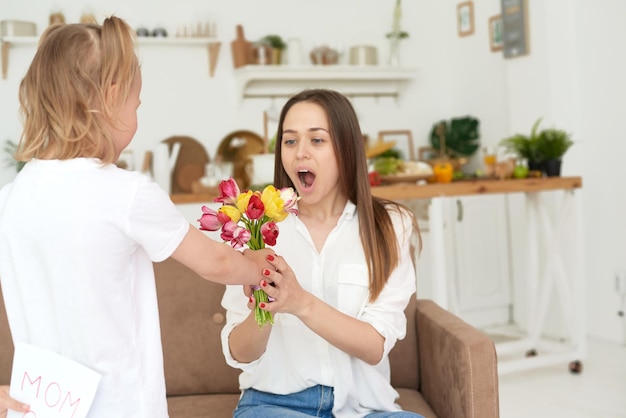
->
[[231, 24, 251, 68], [162, 136, 210, 194]]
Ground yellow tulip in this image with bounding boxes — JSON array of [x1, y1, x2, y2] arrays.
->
[[219, 205, 242, 223]]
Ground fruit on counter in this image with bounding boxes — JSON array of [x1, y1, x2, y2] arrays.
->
[[513, 164, 529, 179], [433, 161, 453, 183], [373, 157, 400, 175], [368, 171, 382, 186]]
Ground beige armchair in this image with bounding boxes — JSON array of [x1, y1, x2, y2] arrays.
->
[[0, 258, 499, 417]]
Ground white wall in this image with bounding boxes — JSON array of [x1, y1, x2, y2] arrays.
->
[[1, 0, 624, 343]]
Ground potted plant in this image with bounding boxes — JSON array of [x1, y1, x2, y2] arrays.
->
[[536, 127, 573, 176], [499, 118, 543, 172], [429, 116, 480, 159], [260, 34, 286, 65]]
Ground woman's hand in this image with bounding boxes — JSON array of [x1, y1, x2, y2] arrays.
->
[[257, 254, 313, 318], [0, 386, 29, 418]]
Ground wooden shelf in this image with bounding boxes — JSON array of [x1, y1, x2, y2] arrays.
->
[[234, 65, 418, 100], [0, 36, 221, 79]]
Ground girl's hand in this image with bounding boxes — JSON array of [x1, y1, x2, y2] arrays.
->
[[0, 386, 29, 418]]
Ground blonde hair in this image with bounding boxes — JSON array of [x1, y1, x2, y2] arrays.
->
[[16, 16, 139, 164]]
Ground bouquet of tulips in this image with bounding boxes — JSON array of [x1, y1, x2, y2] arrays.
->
[[198, 178, 299, 327]]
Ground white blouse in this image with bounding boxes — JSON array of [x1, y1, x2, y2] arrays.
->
[[221, 201, 418, 418]]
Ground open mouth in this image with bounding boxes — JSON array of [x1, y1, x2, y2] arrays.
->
[[298, 169, 315, 189]]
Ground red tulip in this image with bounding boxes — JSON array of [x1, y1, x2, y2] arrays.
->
[[261, 221, 279, 246]]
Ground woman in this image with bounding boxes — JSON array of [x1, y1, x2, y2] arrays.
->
[[221, 89, 422, 417]]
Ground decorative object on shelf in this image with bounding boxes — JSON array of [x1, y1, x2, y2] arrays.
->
[[429, 116, 480, 159], [80, 8, 97, 24], [162, 136, 211, 194], [310, 45, 339, 65], [349, 45, 377, 66], [457, 1, 475, 37], [49, 8, 65, 26], [259, 34, 286, 65], [386, 0, 409, 66], [377, 130, 415, 160], [286, 38, 303, 65], [489, 14, 504, 52], [231, 24, 251, 68], [216, 130, 265, 188], [153, 141, 181, 194]]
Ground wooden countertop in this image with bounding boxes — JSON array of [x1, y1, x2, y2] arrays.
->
[[170, 176, 582, 204]]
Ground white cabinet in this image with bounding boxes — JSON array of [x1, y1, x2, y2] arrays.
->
[[446, 194, 512, 328]]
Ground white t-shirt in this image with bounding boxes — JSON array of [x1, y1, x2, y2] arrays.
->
[[221, 201, 417, 418], [0, 158, 189, 418]]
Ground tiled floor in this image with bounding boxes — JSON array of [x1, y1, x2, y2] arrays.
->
[[498, 338, 626, 417]]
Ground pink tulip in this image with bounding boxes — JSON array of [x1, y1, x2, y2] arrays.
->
[[246, 194, 265, 220], [197, 206, 222, 231], [261, 221, 279, 246], [280, 187, 300, 216], [214, 178, 240, 205], [221, 221, 251, 249]]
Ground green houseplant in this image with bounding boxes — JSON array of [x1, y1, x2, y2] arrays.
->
[[536, 128, 573, 176], [429, 116, 480, 159], [500, 118, 574, 176], [260, 34, 286, 65], [499, 118, 543, 172]]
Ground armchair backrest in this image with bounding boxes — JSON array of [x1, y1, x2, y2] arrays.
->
[[389, 296, 420, 390]]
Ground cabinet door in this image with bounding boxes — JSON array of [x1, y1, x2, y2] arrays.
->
[[448, 194, 512, 328]]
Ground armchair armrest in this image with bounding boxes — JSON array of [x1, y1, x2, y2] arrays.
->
[[416, 299, 499, 418]]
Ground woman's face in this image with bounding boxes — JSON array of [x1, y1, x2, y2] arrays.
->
[[280, 101, 341, 206], [110, 72, 142, 158]]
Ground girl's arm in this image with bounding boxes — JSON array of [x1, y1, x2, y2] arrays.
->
[[171, 225, 274, 286]]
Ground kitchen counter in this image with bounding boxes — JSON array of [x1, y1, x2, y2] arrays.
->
[[169, 176, 582, 204]]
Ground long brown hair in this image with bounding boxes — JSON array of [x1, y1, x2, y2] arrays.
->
[[273, 89, 420, 301], [16, 16, 139, 164]]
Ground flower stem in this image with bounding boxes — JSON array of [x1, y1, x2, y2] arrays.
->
[[253, 288, 274, 328]]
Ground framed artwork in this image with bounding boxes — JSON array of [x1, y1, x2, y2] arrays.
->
[[489, 15, 504, 52], [378, 130, 415, 160], [501, 0, 530, 58], [457, 1, 475, 37]]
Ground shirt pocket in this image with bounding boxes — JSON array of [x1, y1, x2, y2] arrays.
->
[[337, 264, 370, 316]]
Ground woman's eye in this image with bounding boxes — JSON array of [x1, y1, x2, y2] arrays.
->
[[312, 137, 324, 144], [283, 138, 296, 146]]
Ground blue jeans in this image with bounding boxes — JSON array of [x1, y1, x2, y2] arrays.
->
[[233, 385, 424, 418]]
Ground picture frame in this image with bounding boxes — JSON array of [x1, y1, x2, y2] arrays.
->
[[378, 130, 415, 160], [489, 14, 504, 52], [501, 0, 530, 58], [457, 1, 475, 37]]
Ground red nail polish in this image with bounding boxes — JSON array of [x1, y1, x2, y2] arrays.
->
[[263, 269, 271, 276], [261, 280, 267, 287], [249, 297, 254, 303], [267, 254, 275, 261], [259, 303, 266, 308]]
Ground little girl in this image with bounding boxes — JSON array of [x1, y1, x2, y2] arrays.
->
[[0, 17, 270, 417]]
